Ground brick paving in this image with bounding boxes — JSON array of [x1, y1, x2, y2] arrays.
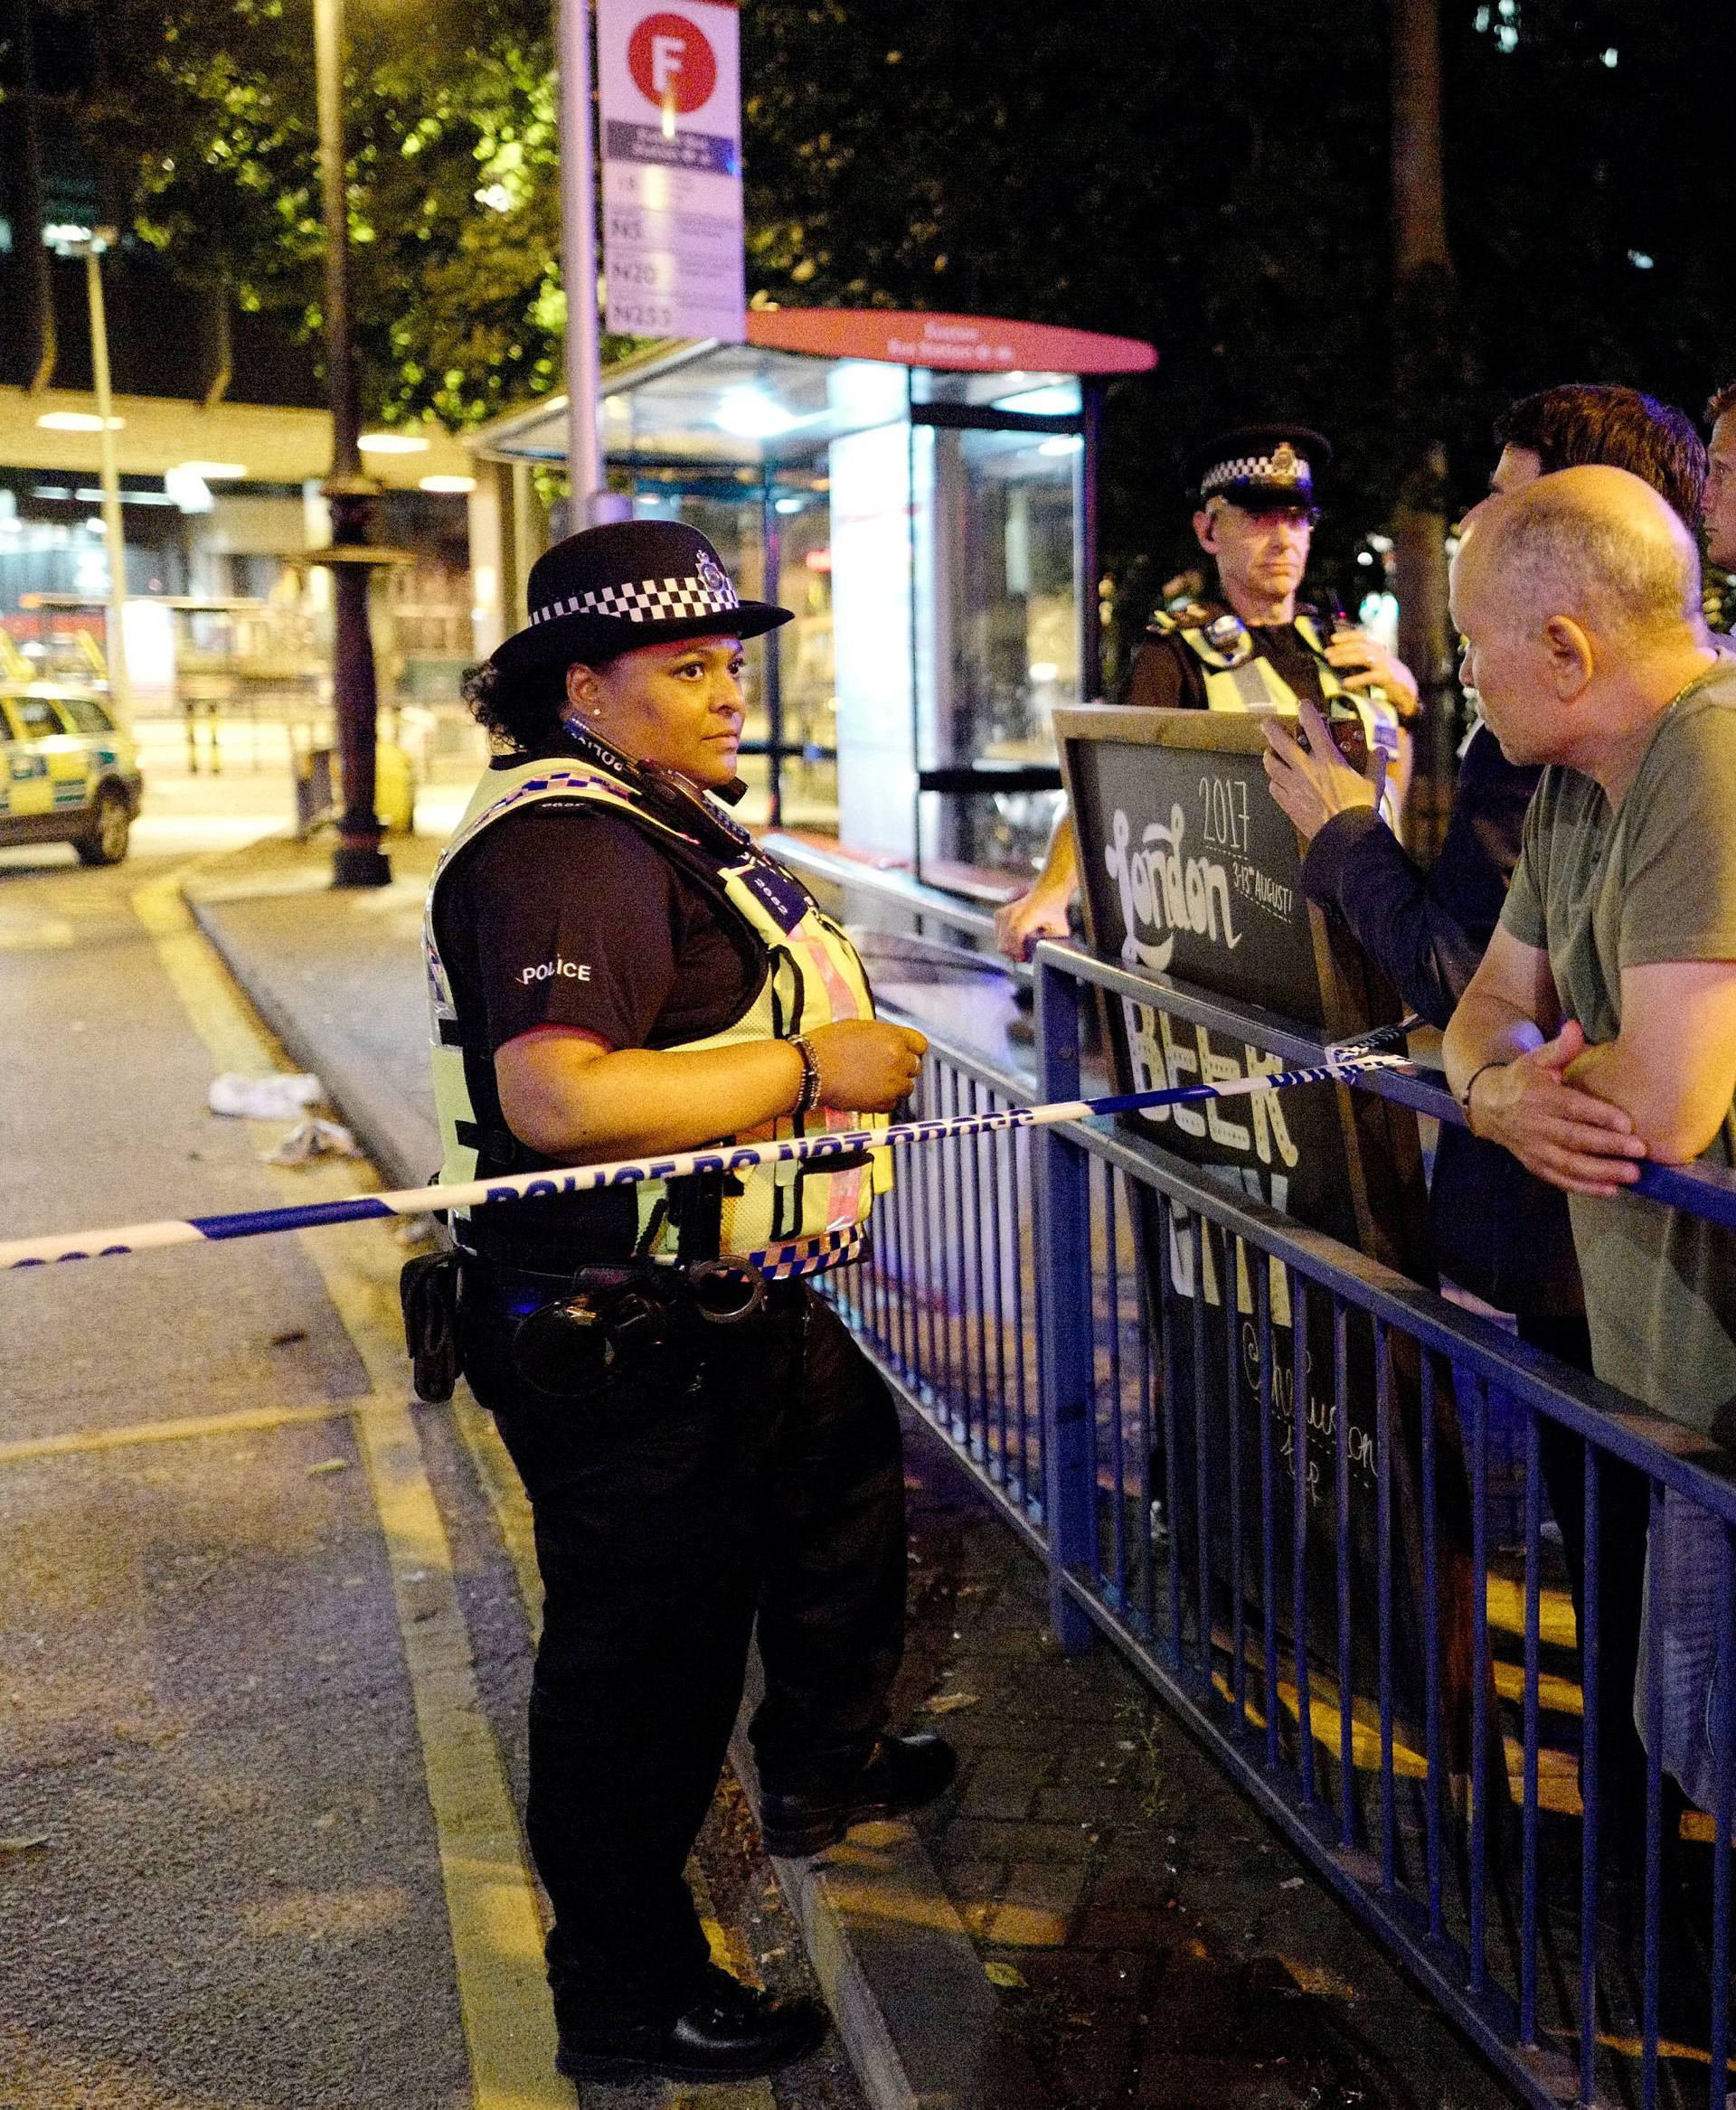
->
[[891, 1408, 1520, 2110]]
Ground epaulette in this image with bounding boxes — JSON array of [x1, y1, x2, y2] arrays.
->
[[1145, 600, 1213, 638]]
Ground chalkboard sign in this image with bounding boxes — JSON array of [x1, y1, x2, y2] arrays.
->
[[1058, 707, 1427, 1268], [1056, 706, 1477, 1768]]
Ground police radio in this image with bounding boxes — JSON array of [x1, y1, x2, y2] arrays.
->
[[1295, 593, 1372, 775], [561, 718, 754, 855]]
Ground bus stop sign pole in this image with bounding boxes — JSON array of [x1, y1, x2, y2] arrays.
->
[[558, 0, 629, 529]]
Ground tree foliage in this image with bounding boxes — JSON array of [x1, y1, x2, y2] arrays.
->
[[65, 0, 628, 427], [36, 0, 1736, 617]]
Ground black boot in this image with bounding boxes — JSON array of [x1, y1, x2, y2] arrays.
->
[[555, 1964, 827, 2083], [760, 1733, 958, 1858]]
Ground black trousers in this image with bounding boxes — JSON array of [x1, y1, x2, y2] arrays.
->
[[460, 1275, 907, 2027], [1518, 1312, 1660, 1839]]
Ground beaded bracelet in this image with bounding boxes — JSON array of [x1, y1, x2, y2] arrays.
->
[[790, 1033, 824, 1116]]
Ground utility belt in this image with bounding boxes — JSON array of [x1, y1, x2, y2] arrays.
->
[[399, 1241, 786, 1407]]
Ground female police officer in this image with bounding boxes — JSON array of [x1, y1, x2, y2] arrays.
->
[[424, 520, 953, 2086]]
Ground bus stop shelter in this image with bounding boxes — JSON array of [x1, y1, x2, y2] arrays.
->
[[464, 309, 1155, 889]]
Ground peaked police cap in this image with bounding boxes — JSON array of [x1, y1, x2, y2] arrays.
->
[[1188, 424, 1333, 509], [489, 520, 792, 673]]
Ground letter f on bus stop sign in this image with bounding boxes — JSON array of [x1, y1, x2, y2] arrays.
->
[[652, 33, 684, 94]]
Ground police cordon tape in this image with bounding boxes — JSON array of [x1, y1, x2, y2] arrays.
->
[[0, 1031, 1420, 1274]]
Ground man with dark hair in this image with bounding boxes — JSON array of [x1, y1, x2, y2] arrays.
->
[[1703, 379, 1736, 576], [1493, 383, 1707, 526], [1260, 384, 1708, 1851]]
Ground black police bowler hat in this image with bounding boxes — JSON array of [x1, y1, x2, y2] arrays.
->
[[1187, 424, 1334, 509], [490, 519, 792, 674]]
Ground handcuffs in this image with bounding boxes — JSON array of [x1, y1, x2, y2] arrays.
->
[[510, 1258, 767, 1400]]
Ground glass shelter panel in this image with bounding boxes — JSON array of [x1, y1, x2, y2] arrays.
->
[[767, 472, 839, 834], [625, 471, 781, 824], [916, 423, 1080, 879]]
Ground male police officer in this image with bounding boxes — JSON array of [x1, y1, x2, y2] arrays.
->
[[995, 422, 1415, 959]]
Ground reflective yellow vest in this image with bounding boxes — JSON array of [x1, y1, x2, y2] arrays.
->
[[1152, 607, 1402, 807], [423, 757, 892, 1279]]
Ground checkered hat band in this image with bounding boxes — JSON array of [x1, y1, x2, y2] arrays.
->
[[528, 571, 741, 627], [1202, 453, 1314, 495]]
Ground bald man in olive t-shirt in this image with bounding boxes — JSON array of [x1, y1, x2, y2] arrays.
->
[[1444, 466, 1736, 1812], [1497, 670, 1736, 1435]]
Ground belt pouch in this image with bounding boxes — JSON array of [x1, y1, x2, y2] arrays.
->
[[400, 1248, 463, 1403]]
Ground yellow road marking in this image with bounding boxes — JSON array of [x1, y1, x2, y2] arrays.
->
[[0, 910, 75, 950], [454, 1397, 543, 1625], [1486, 1571, 1578, 1650], [453, 1395, 776, 2110], [0, 1398, 374, 1465], [133, 868, 278, 1075], [135, 869, 568, 2110]]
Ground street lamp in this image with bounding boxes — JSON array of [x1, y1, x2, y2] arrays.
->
[[42, 222, 130, 730], [309, 0, 392, 888]]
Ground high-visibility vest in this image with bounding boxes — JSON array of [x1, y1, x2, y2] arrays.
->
[[423, 756, 891, 1279], [1151, 606, 1403, 803]]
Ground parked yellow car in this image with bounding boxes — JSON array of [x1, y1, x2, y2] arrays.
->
[[0, 688, 143, 864]]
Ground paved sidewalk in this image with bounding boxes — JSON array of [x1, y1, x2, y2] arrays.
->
[[188, 826, 1518, 2110]]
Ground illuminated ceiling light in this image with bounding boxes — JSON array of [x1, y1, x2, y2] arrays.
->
[[164, 466, 214, 513], [84, 516, 107, 535], [358, 430, 432, 455], [75, 486, 177, 506], [992, 383, 1080, 416], [175, 460, 247, 479], [1038, 435, 1083, 457], [713, 391, 810, 440], [419, 474, 476, 495], [1601, 45, 1618, 64], [1628, 250, 1655, 270], [36, 410, 125, 432], [773, 496, 806, 514]]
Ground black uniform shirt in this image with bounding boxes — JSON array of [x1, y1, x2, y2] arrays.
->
[[1121, 611, 1333, 712], [432, 767, 764, 1261], [438, 801, 760, 1059]]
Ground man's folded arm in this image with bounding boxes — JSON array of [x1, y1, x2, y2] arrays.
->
[[1443, 921, 1560, 1079], [1444, 927, 1645, 1201], [1564, 959, 1736, 1163]]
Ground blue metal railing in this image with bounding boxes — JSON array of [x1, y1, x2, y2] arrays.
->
[[824, 930, 1736, 2110]]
